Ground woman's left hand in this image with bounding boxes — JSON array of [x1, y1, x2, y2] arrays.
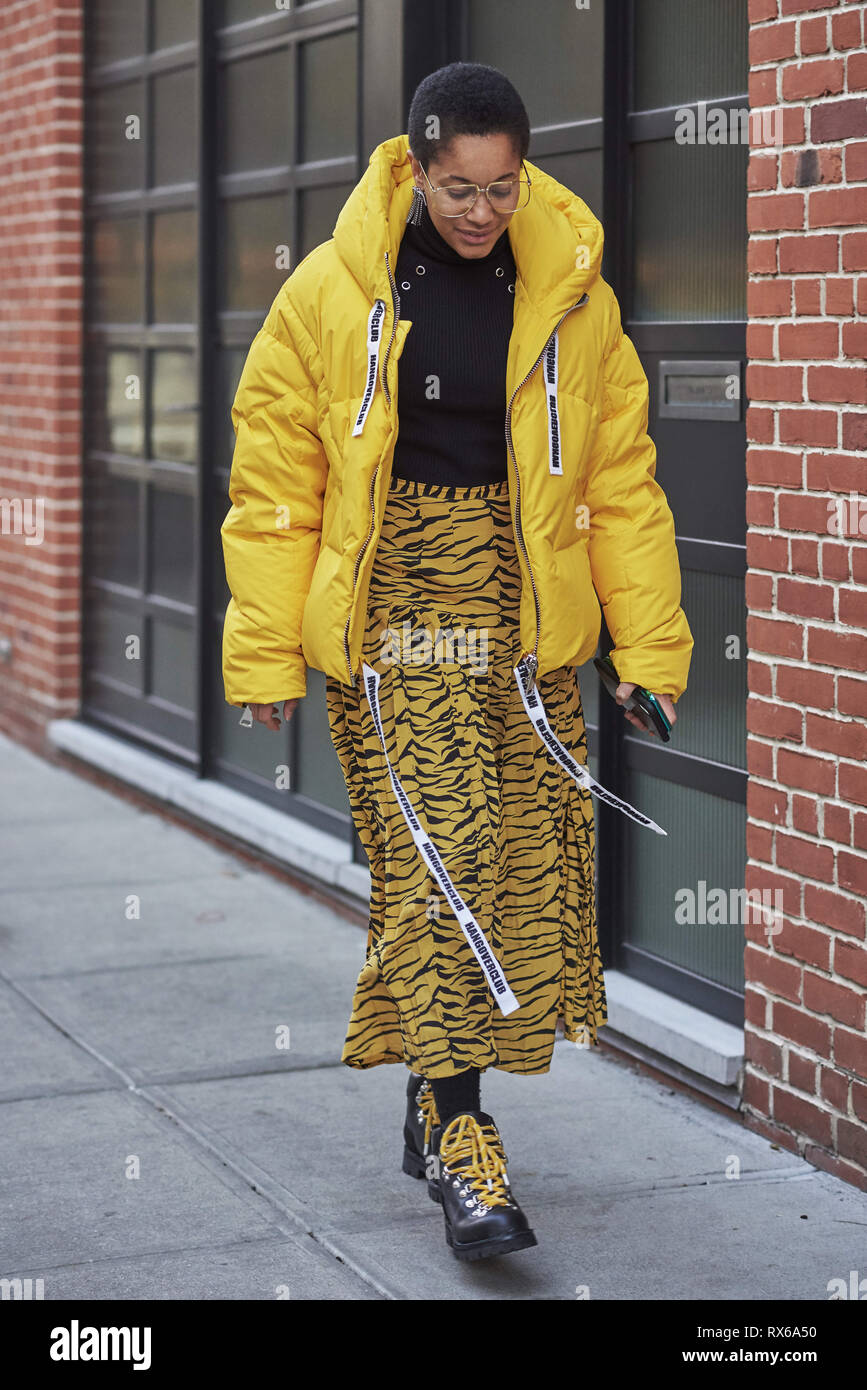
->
[[615, 683, 677, 737]]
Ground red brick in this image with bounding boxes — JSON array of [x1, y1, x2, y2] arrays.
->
[[820, 1064, 848, 1111], [744, 1069, 771, 1113], [745, 1026, 784, 1077], [748, 694, 803, 739], [808, 365, 867, 405], [749, 194, 805, 233], [781, 58, 844, 101], [778, 492, 839, 528], [839, 762, 867, 809], [835, 1025, 867, 1076], [773, 1000, 831, 1060], [854, 812, 867, 850], [747, 487, 775, 525], [842, 412, 867, 451], [823, 803, 851, 845], [792, 793, 819, 835], [777, 749, 836, 797], [788, 1048, 818, 1093], [848, 50, 867, 92], [747, 614, 804, 658], [749, 154, 779, 192], [821, 541, 851, 581], [748, 737, 776, 778], [839, 587, 867, 627], [842, 233, 867, 271], [777, 577, 835, 619], [776, 829, 835, 878], [778, 322, 839, 359], [811, 187, 867, 230], [835, 939, 867, 991], [841, 321, 867, 357], [837, 852, 867, 897], [811, 96, 867, 144], [748, 821, 775, 862], [747, 320, 776, 356], [846, 143, 867, 184], [805, 884, 866, 938], [807, 713, 867, 760], [776, 663, 835, 709], [805, 451, 867, 491], [838, 676, 867, 718], [779, 409, 838, 446], [779, 233, 838, 273], [748, 239, 779, 276], [751, 19, 798, 62], [807, 626, 867, 670], [747, 532, 789, 572], [745, 985, 769, 1030], [749, 0, 777, 20], [747, 277, 794, 315], [804, 971, 865, 1029], [794, 278, 823, 314], [747, 407, 776, 445], [746, 571, 774, 612], [746, 366, 804, 403], [838, 1118, 867, 1169], [775, 918, 832, 971], [789, 538, 819, 576], [748, 782, 788, 826], [799, 13, 829, 54], [747, 945, 803, 1001], [830, 7, 863, 51], [748, 657, 774, 696], [773, 1086, 833, 1145]]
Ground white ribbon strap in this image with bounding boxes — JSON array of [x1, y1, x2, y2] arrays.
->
[[361, 661, 520, 1016], [352, 300, 386, 436], [514, 658, 668, 836], [544, 331, 562, 475]]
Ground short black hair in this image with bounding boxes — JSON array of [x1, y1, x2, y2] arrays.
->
[[407, 62, 530, 172]]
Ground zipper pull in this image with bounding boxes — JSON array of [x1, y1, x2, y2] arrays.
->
[[523, 652, 539, 692]]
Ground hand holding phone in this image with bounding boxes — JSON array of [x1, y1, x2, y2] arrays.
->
[[593, 655, 675, 742]]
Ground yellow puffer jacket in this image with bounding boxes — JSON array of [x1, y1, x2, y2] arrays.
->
[[221, 133, 693, 706]]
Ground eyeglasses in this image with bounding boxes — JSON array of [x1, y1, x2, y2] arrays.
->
[[418, 161, 532, 217]]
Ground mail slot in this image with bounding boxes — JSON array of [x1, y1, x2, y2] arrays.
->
[[658, 359, 743, 422]]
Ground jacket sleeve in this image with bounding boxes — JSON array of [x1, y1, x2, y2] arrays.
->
[[220, 286, 328, 707], [583, 299, 694, 702]]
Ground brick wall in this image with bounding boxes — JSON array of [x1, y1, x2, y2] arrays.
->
[[0, 1, 84, 752], [745, 0, 867, 1191]]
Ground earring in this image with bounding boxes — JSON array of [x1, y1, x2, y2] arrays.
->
[[406, 184, 426, 226]]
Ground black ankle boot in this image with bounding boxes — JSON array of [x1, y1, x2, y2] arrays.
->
[[401, 1071, 441, 1197], [427, 1110, 538, 1261]]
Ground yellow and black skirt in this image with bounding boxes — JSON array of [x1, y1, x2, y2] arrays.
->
[[325, 475, 607, 1079]]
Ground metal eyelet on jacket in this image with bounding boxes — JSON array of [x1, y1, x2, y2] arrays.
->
[[401, 280, 411, 290], [415, 264, 425, 275], [496, 266, 504, 277], [508, 283, 515, 293]]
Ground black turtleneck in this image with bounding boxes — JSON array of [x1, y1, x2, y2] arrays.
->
[[389, 201, 517, 485]]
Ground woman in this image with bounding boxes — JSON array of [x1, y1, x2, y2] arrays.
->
[[221, 62, 693, 1263]]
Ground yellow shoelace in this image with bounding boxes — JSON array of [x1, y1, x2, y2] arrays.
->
[[439, 1114, 512, 1208], [417, 1081, 440, 1151]]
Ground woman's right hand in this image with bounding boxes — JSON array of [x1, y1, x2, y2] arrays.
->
[[248, 699, 300, 731]]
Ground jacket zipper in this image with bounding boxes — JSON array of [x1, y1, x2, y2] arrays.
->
[[342, 252, 401, 686], [505, 291, 590, 691]]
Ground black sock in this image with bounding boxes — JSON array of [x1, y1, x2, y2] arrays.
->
[[429, 1067, 481, 1126]]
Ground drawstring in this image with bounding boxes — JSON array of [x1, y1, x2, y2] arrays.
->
[[352, 300, 386, 436]]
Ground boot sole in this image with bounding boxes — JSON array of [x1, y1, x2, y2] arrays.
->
[[444, 1221, 538, 1262], [402, 1145, 443, 1203]]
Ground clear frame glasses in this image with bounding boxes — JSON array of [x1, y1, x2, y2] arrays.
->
[[418, 161, 532, 217]]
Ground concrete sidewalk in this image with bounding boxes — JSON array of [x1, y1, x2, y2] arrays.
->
[[1, 732, 864, 1301]]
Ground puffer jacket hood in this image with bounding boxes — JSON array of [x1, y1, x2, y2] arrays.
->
[[220, 133, 693, 707]]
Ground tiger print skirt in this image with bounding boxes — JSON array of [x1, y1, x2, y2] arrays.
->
[[324, 474, 608, 1079]]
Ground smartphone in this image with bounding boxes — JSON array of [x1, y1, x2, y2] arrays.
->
[[593, 654, 672, 742]]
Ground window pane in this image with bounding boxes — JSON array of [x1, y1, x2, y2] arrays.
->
[[151, 350, 198, 463], [89, 82, 146, 196], [218, 50, 294, 175], [531, 150, 602, 221], [632, 139, 748, 321], [662, 570, 746, 769], [91, 217, 144, 323], [298, 183, 352, 258], [150, 616, 196, 707], [300, 32, 357, 163], [151, 209, 197, 323], [153, 68, 197, 186], [88, 604, 144, 689], [293, 669, 352, 814], [90, 0, 146, 65], [218, 194, 290, 313], [634, 0, 749, 110], [216, 348, 247, 473], [467, 0, 603, 125], [215, 0, 276, 26], [90, 348, 144, 455], [89, 474, 140, 587], [153, 0, 197, 49], [150, 488, 195, 604], [623, 775, 746, 994]]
